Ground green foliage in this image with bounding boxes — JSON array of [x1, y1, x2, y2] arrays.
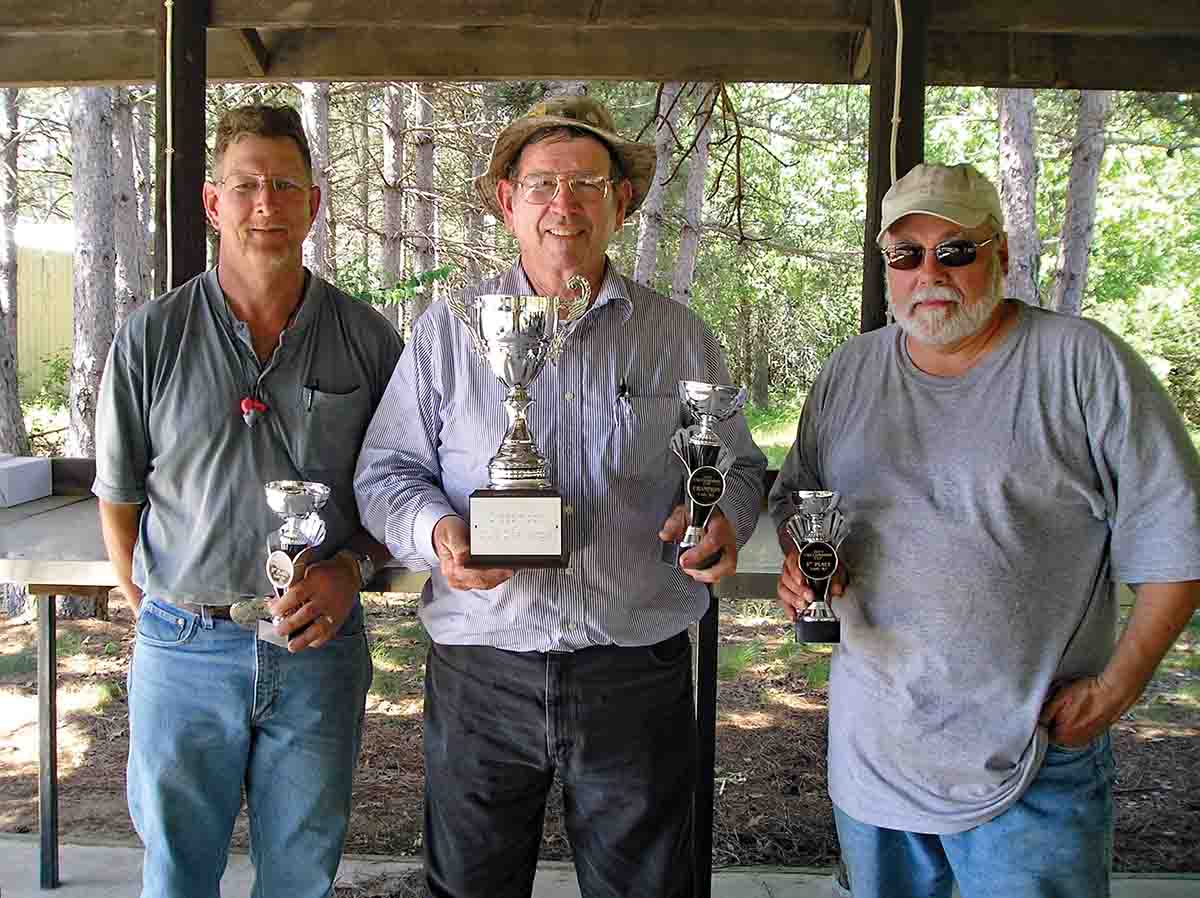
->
[[27, 350, 70, 411], [336, 258, 455, 310], [0, 649, 37, 677], [745, 397, 803, 469], [717, 640, 763, 680]]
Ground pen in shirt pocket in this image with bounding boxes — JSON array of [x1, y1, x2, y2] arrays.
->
[[303, 379, 319, 411]]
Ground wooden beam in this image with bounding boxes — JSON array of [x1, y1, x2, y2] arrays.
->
[[861, 0, 927, 334], [2, 0, 1196, 35], [154, 0, 208, 293], [0, 27, 1199, 89], [234, 27, 269, 77]]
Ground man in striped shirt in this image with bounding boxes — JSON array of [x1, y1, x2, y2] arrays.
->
[[355, 96, 766, 898]]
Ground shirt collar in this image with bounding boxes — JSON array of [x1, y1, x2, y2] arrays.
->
[[204, 266, 323, 338]]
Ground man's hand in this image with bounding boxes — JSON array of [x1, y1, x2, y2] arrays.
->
[[267, 554, 360, 653], [658, 506, 738, 584], [433, 515, 514, 591], [1039, 674, 1138, 748], [776, 540, 847, 622]]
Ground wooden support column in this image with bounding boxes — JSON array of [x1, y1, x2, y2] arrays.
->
[[37, 591, 59, 889], [693, 589, 719, 898], [155, 0, 209, 294], [861, 0, 928, 333]]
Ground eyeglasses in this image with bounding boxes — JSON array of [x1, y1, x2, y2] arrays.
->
[[881, 236, 997, 270], [216, 173, 311, 196], [515, 173, 612, 205]]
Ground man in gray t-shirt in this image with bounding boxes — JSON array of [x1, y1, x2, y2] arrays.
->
[[94, 106, 401, 898], [769, 163, 1200, 898]]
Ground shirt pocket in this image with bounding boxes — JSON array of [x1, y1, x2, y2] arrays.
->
[[605, 395, 680, 484], [293, 384, 373, 478]]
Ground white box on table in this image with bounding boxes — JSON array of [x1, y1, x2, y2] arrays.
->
[[0, 455, 52, 507]]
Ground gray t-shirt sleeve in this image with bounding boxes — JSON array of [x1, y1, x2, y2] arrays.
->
[[1082, 323, 1200, 583], [93, 320, 149, 505]]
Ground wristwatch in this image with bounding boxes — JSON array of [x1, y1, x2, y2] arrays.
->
[[338, 549, 376, 590]]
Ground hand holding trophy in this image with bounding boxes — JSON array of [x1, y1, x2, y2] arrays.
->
[[448, 276, 591, 568], [230, 480, 329, 630], [661, 380, 747, 567], [782, 489, 848, 643]]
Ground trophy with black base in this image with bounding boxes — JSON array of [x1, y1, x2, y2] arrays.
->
[[230, 480, 329, 631], [661, 381, 747, 568], [448, 276, 590, 568], [783, 489, 847, 643]]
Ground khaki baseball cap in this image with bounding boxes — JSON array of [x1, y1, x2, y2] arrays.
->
[[877, 163, 1003, 244], [474, 95, 657, 220]]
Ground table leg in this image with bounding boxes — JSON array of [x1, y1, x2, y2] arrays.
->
[[37, 593, 60, 889], [694, 589, 717, 898]]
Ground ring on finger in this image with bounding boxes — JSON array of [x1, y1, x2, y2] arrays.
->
[[322, 613, 335, 629]]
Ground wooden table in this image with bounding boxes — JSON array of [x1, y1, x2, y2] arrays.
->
[[1, 486, 783, 894]]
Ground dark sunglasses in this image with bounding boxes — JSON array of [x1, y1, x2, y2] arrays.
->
[[881, 235, 997, 270]]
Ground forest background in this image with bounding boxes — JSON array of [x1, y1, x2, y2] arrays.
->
[[0, 80, 1198, 467]]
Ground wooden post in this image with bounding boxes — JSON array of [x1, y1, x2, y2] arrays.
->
[[155, 0, 209, 294], [861, 0, 928, 333], [37, 592, 59, 889], [693, 589, 718, 898]]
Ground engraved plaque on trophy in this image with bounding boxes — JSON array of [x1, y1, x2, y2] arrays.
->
[[448, 276, 590, 567]]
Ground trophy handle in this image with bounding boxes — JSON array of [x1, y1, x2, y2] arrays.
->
[[546, 275, 591, 363], [448, 293, 489, 361]]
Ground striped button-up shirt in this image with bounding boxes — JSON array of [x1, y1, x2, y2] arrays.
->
[[355, 260, 766, 651]]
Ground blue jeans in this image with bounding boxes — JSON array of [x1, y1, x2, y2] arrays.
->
[[423, 634, 697, 898], [126, 597, 372, 898], [834, 732, 1115, 898]]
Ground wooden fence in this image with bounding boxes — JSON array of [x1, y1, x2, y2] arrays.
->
[[16, 246, 73, 397]]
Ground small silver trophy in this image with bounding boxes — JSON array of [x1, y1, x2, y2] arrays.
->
[[783, 490, 847, 643], [230, 480, 329, 629], [448, 276, 590, 567], [661, 380, 748, 567]]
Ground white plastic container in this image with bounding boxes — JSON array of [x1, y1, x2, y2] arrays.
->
[[0, 455, 52, 507]]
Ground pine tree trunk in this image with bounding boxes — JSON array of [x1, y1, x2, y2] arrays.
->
[[358, 86, 371, 271], [112, 87, 152, 331], [671, 85, 717, 306], [633, 82, 683, 289], [752, 309, 770, 408], [300, 82, 332, 278], [411, 83, 437, 322], [1052, 90, 1113, 317], [67, 87, 115, 460], [131, 90, 155, 291], [380, 83, 406, 330], [997, 88, 1041, 305], [0, 86, 28, 456]]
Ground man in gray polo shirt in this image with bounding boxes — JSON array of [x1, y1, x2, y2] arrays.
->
[[94, 105, 401, 898], [770, 163, 1200, 898]]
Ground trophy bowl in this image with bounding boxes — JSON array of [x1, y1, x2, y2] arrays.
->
[[679, 381, 749, 421]]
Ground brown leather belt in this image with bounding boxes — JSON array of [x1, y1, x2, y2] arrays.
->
[[176, 603, 234, 620]]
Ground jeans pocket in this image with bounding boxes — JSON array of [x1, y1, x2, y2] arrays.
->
[[135, 598, 199, 647]]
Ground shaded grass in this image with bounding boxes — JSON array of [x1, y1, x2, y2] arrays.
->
[[717, 641, 762, 680], [369, 614, 429, 701], [745, 399, 803, 470]]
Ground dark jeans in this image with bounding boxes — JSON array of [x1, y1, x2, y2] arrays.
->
[[423, 632, 697, 898]]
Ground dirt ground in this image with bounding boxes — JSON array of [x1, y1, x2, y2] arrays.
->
[[1, 597, 1198, 874]]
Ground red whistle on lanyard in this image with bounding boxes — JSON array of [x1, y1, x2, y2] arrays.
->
[[240, 396, 268, 427]]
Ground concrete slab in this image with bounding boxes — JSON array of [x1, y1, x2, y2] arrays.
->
[[2, 836, 1197, 898]]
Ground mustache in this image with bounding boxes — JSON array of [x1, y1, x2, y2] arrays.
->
[[911, 286, 961, 304]]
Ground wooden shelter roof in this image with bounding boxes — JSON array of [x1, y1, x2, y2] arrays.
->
[[1, 0, 1198, 89]]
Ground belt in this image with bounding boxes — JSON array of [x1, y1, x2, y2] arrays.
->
[[176, 602, 234, 620]]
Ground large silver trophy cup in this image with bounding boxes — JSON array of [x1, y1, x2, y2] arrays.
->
[[229, 479, 329, 630], [783, 490, 848, 643], [448, 276, 590, 567], [661, 381, 747, 568]]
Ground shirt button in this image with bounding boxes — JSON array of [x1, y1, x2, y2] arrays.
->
[[563, 391, 575, 401], [564, 504, 575, 516], [565, 567, 574, 574]]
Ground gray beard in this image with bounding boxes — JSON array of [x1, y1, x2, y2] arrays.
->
[[887, 259, 1005, 347]]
